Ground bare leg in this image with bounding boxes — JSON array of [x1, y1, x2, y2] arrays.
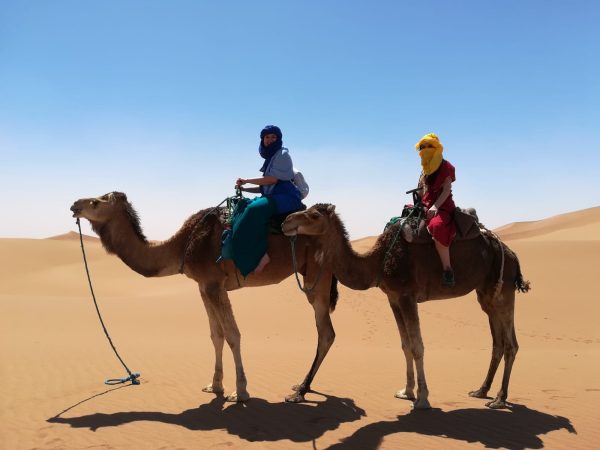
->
[[434, 239, 452, 270], [253, 253, 271, 274]]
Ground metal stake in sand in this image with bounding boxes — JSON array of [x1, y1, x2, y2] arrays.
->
[[76, 218, 141, 386]]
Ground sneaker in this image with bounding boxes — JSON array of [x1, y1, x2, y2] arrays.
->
[[442, 269, 455, 287]]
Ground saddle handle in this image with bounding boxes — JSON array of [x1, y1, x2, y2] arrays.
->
[[406, 187, 424, 207]]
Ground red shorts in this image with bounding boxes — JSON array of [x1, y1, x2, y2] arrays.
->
[[426, 209, 456, 247]]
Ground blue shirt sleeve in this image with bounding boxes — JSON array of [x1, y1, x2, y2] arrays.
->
[[266, 149, 294, 181]]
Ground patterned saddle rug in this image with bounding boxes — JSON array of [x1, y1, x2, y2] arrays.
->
[[390, 206, 482, 244]]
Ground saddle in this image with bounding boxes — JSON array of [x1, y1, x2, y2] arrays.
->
[[269, 203, 307, 234], [217, 199, 306, 265], [399, 206, 482, 244]]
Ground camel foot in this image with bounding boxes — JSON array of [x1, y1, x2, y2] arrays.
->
[[225, 391, 250, 402], [285, 391, 306, 403], [394, 389, 416, 401], [291, 383, 309, 392], [486, 398, 508, 409], [412, 398, 432, 410], [468, 388, 490, 399], [202, 383, 224, 394]]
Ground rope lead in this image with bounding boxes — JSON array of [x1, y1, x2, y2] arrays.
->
[[76, 218, 141, 386]]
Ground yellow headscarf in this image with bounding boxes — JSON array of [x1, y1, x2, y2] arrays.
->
[[415, 133, 444, 175]]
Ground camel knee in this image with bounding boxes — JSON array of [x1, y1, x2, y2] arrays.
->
[[321, 330, 335, 348], [225, 329, 241, 349], [504, 342, 518, 360], [410, 344, 424, 361], [210, 332, 224, 344], [491, 344, 503, 359]]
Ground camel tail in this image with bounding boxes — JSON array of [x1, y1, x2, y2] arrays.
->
[[515, 259, 531, 293], [329, 276, 339, 312]]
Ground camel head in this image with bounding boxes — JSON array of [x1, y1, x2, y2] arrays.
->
[[70, 192, 146, 241], [70, 191, 130, 222], [282, 203, 336, 237]]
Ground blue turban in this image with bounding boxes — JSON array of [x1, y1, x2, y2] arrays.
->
[[259, 125, 283, 173]]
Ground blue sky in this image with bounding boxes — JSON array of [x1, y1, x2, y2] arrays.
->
[[1, 0, 598, 240]]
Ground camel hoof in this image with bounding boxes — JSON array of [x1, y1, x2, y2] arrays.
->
[[226, 391, 250, 403], [468, 388, 489, 399], [285, 392, 305, 403], [395, 389, 416, 401], [412, 398, 432, 410], [202, 383, 224, 394], [486, 398, 508, 409]]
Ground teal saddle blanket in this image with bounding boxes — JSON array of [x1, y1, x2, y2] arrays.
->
[[219, 197, 277, 277]]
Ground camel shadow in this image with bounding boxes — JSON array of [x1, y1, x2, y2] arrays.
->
[[48, 392, 365, 443], [326, 404, 576, 450]]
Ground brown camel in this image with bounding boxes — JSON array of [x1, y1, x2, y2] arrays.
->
[[70, 192, 338, 403], [282, 203, 530, 409]]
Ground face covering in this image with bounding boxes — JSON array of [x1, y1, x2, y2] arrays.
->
[[259, 139, 283, 173], [419, 146, 443, 175]]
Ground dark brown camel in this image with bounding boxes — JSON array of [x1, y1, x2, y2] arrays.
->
[[70, 192, 338, 403], [282, 203, 530, 409]]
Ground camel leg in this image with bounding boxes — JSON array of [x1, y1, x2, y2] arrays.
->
[[286, 288, 335, 403], [470, 290, 518, 409], [398, 296, 431, 409], [199, 287, 225, 395], [388, 297, 416, 401], [202, 283, 250, 403], [487, 291, 518, 409], [469, 300, 503, 398]]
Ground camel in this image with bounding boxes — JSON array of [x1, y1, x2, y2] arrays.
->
[[282, 203, 530, 409], [70, 192, 339, 403]]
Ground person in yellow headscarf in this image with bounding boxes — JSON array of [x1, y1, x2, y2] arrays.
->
[[415, 133, 457, 287]]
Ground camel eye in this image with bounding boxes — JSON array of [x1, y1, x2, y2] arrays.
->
[[90, 200, 99, 208], [310, 211, 321, 219]]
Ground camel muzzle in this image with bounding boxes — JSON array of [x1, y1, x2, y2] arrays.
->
[[281, 224, 297, 237], [70, 204, 82, 218]]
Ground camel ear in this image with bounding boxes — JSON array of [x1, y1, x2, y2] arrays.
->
[[326, 204, 336, 215]]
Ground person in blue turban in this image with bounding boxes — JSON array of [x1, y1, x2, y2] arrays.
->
[[232, 125, 303, 275]]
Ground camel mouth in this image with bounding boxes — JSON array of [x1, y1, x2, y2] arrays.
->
[[281, 225, 297, 237], [70, 205, 81, 218]]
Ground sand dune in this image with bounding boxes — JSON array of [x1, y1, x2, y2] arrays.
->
[[2, 206, 599, 449], [494, 206, 600, 241], [46, 230, 99, 242]]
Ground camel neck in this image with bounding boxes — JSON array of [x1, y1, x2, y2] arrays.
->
[[94, 215, 188, 277], [328, 216, 383, 290]]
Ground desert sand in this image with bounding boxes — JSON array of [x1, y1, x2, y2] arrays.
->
[[1, 206, 599, 449]]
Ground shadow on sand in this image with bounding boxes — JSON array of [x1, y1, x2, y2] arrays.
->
[[325, 404, 576, 450], [48, 391, 365, 444]]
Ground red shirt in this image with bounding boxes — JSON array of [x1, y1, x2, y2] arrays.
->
[[421, 160, 456, 212]]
